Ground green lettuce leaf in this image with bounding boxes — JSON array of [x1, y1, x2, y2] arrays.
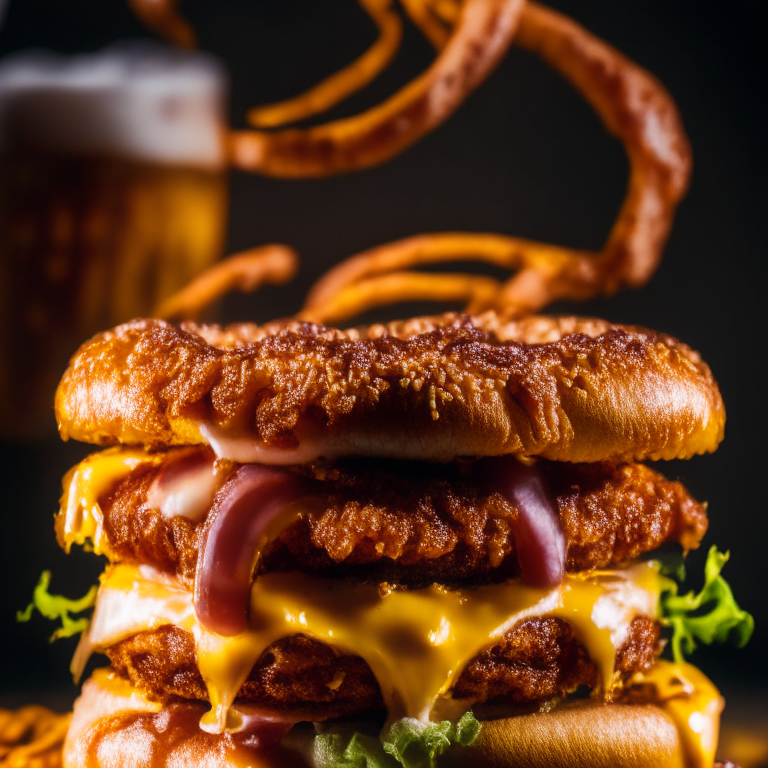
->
[[16, 570, 97, 641], [660, 546, 753, 662], [314, 731, 395, 768], [313, 713, 481, 768]]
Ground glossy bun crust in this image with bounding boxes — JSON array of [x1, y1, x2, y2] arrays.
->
[[65, 674, 699, 768], [63, 672, 307, 768], [444, 701, 691, 768], [55, 312, 724, 463]]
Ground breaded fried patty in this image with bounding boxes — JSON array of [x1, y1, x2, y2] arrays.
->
[[55, 313, 724, 463], [74, 454, 706, 586], [106, 616, 660, 720]]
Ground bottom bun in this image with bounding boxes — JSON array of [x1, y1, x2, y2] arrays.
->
[[442, 702, 688, 768], [66, 670, 704, 768], [63, 669, 307, 768]]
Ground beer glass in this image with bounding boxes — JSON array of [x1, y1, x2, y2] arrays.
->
[[0, 43, 228, 437]]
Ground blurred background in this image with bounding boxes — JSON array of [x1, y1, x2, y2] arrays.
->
[[0, 0, 765, 763]]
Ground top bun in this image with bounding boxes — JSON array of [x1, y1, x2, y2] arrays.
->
[[55, 312, 724, 463]]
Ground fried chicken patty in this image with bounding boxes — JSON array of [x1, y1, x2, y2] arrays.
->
[[55, 313, 724, 463], [106, 616, 661, 721], [72, 454, 706, 587]]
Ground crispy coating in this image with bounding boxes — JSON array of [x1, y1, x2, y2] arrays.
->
[[83, 455, 707, 586], [55, 312, 724, 463], [106, 630, 381, 722], [105, 616, 660, 719], [452, 616, 660, 705]]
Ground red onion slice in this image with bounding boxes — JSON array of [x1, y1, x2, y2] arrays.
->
[[195, 465, 308, 636], [485, 457, 565, 587]]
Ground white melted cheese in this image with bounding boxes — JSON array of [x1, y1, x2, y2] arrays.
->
[[199, 422, 331, 466], [146, 457, 219, 522], [77, 562, 662, 732]]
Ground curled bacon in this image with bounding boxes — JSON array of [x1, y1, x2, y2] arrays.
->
[[301, 1, 692, 323], [230, 0, 525, 177], [126, 0, 195, 49], [154, 245, 298, 322], [247, 0, 403, 129]]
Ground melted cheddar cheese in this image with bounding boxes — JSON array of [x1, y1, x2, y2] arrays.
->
[[78, 562, 662, 731], [632, 660, 724, 768], [59, 448, 162, 555]]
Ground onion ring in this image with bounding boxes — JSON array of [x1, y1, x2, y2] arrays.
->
[[247, 0, 403, 128], [126, 0, 195, 49], [301, 232, 579, 322], [300, 269, 501, 324], [0, 706, 71, 767], [300, 1, 691, 322], [154, 244, 298, 321], [500, 0, 692, 310], [430, 0, 462, 25], [229, 0, 525, 177], [399, 0, 451, 50]]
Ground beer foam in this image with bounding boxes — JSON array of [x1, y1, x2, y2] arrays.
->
[[0, 42, 228, 168]]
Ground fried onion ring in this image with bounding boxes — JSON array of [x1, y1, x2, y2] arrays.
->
[[301, 1, 691, 323], [229, 0, 525, 177], [430, 0, 462, 25], [154, 245, 298, 322], [247, 0, 403, 128], [399, 0, 451, 49], [126, 0, 195, 49], [0, 706, 70, 768], [303, 269, 501, 324], [503, 1, 692, 306], [301, 232, 578, 323]]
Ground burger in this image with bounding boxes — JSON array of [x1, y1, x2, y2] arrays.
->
[[33, 310, 751, 767]]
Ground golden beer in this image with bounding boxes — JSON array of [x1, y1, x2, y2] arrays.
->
[[0, 44, 228, 437]]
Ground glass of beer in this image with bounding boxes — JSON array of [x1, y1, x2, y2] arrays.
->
[[0, 43, 229, 438]]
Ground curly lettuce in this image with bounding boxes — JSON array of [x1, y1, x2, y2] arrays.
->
[[313, 712, 481, 768], [660, 546, 753, 662], [16, 570, 97, 641]]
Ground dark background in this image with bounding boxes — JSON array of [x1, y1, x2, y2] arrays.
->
[[0, 0, 765, 715]]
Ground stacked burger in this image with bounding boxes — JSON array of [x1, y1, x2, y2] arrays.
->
[[48, 310, 750, 767]]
